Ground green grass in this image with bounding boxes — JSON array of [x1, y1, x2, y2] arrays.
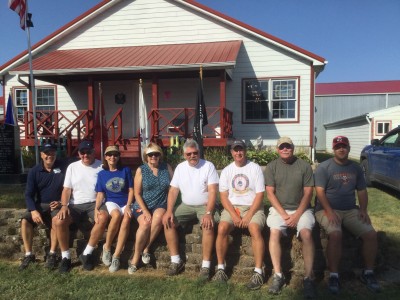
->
[[0, 261, 399, 300]]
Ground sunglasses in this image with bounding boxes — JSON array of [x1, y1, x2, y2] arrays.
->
[[147, 152, 161, 158], [278, 143, 292, 150], [106, 152, 120, 157], [185, 151, 198, 157], [79, 149, 93, 155]]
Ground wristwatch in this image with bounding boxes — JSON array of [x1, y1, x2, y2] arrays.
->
[[205, 211, 212, 215]]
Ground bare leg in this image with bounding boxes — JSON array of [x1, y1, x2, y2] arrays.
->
[[299, 228, 315, 278], [201, 226, 215, 261], [361, 230, 377, 269], [21, 219, 33, 253], [215, 221, 233, 265], [104, 210, 122, 251], [164, 224, 180, 257], [131, 215, 151, 266], [248, 223, 265, 269], [87, 211, 108, 247], [327, 231, 342, 273], [113, 215, 131, 257], [269, 229, 282, 273], [54, 216, 72, 252], [143, 208, 165, 253], [50, 216, 58, 252]]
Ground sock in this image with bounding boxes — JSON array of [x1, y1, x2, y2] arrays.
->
[[275, 272, 283, 278], [364, 269, 374, 275], [330, 272, 339, 278], [171, 255, 181, 264], [49, 250, 56, 254], [83, 245, 95, 256], [61, 250, 70, 259], [202, 260, 211, 269], [25, 252, 32, 256], [254, 267, 263, 275], [217, 264, 225, 270]]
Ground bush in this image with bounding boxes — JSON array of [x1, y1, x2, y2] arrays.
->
[[21, 147, 35, 168]]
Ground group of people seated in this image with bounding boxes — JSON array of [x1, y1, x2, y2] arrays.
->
[[19, 136, 380, 298]]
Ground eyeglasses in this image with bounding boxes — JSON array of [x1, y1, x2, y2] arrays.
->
[[106, 152, 120, 157], [147, 152, 161, 158], [185, 151, 198, 157], [79, 149, 93, 155], [278, 143, 292, 150]]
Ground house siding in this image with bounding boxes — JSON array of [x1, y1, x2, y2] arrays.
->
[[5, 0, 316, 147]]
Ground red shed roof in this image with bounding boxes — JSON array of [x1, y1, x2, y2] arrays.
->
[[316, 81, 400, 95], [10, 40, 242, 75]]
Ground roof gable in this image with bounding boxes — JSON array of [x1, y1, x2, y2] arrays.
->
[[1, 0, 325, 75]]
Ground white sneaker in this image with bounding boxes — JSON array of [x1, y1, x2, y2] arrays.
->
[[141, 252, 151, 265], [109, 257, 120, 273], [128, 261, 138, 275], [101, 245, 112, 267]]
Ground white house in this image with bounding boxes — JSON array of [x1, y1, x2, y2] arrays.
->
[[0, 0, 326, 162], [324, 105, 400, 160]]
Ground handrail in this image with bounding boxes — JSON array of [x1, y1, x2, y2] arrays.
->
[[107, 108, 123, 144]]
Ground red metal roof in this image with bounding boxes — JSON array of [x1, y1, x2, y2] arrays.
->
[[11, 40, 242, 74], [1, 0, 325, 73], [316, 81, 400, 95]]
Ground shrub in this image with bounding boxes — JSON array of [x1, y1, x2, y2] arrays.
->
[[21, 147, 35, 168]]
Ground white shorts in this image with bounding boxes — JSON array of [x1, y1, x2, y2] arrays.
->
[[105, 202, 129, 215], [266, 207, 315, 236]]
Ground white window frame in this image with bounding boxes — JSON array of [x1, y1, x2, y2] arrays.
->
[[243, 78, 298, 122], [376, 121, 390, 135], [13, 87, 56, 121]]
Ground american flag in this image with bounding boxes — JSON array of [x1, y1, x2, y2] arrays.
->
[[9, 0, 27, 30]]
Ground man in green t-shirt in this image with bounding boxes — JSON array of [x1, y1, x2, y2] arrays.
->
[[265, 137, 315, 298]]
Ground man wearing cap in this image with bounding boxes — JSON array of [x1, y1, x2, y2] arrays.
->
[[212, 139, 266, 290], [314, 136, 380, 294], [55, 140, 108, 272], [19, 143, 66, 271], [162, 139, 219, 279], [265, 136, 315, 298]]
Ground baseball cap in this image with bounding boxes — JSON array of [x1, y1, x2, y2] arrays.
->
[[332, 136, 350, 148], [231, 139, 246, 150], [78, 140, 94, 151], [104, 145, 120, 155], [276, 136, 294, 147], [40, 143, 57, 153]]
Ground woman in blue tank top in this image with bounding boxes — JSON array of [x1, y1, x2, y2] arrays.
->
[[128, 143, 173, 274]]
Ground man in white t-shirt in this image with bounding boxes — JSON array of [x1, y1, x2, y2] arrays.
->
[[212, 140, 266, 290], [54, 140, 108, 273], [162, 139, 219, 279]]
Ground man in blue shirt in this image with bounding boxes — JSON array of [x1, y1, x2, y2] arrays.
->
[[19, 143, 66, 270]]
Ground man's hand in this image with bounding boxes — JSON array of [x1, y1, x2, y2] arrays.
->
[[201, 214, 214, 230], [49, 201, 60, 211], [239, 213, 252, 228], [57, 206, 69, 220], [325, 209, 340, 226], [285, 213, 301, 228], [358, 209, 371, 225], [31, 210, 44, 224]]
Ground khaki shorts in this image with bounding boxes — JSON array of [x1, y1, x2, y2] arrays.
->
[[174, 203, 220, 225], [220, 205, 266, 228], [315, 208, 375, 237], [267, 207, 315, 236]]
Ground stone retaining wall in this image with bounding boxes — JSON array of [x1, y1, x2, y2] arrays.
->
[[0, 208, 386, 279]]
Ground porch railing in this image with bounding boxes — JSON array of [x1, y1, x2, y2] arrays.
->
[[149, 107, 233, 140]]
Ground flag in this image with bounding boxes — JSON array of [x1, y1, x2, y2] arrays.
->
[[9, 0, 26, 30], [138, 80, 149, 159], [192, 72, 208, 159], [5, 94, 16, 126], [94, 84, 108, 159]]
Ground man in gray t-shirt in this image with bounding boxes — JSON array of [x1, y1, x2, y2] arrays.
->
[[265, 137, 315, 298], [314, 136, 380, 294]]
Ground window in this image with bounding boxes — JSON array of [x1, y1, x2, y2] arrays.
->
[[376, 121, 390, 135], [243, 78, 297, 122], [14, 87, 55, 121]]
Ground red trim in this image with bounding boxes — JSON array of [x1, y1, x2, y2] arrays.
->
[[219, 70, 226, 138], [374, 120, 392, 136], [310, 63, 315, 148]]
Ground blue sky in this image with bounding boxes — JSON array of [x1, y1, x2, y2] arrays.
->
[[1, 0, 399, 97]]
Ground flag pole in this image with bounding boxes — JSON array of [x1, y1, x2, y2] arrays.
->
[[25, 0, 39, 164]]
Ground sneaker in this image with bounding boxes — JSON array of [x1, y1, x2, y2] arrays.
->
[[328, 276, 340, 295], [46, 252, 58, 270], [268, 273, 285, 294], [166, 261, 185, 276], [59, 258, 72, 273], [109, 257, 120, 273], [212, 269, 228, 283], [303, 277, 316, 299], [79, 253, 95, 271], [101, 245, 112, 267], [128, 261, 138, 275], [19, 254, 36, 271], [247, 272, 264, 290], [141, 252, 151, 265], [198, 267, 210, 281], [360, 271, 381, 293]]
